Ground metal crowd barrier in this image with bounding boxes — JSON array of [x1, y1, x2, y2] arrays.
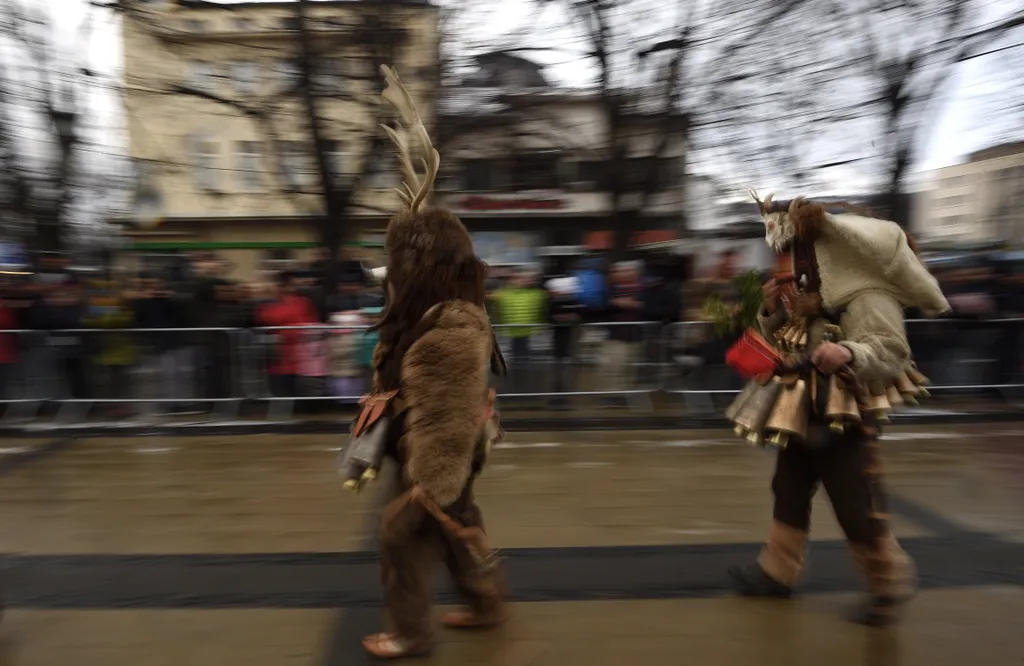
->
[[1, 318, 1021, 424], [659, 318, 1024, 414], [0, 327, 246, 423]]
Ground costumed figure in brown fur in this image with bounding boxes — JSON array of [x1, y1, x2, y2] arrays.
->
[[725, 193, 950, 627], [349, 65, 509, 660]]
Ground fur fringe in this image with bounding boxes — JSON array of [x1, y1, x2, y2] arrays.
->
[[789, 200, 826, 243]]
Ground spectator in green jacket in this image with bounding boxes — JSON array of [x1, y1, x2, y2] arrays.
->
[[492, 268, 547, 393]]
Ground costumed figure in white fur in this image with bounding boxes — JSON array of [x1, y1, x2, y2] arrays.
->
[[726, 193, 950, 627]]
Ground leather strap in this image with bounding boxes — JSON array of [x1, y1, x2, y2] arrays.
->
[[353, 390, 399, 437], [792, 238, 821, 294]]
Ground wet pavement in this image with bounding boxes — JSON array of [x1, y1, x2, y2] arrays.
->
[[1, 426, 1023, 665]]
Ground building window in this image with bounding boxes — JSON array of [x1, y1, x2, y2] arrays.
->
[[235, 141, 262, 191], [463, 160, 506, 191], [262, 249, 295, 273], [623, 158, 652, 189], [344, 57, 373, 80], [189, 138, 219, 191], [436, 165, 462, 192], [186, 61, 217, 94], [275, 60, 299, 93], [280, 141, 312, 187], [231, 62, 258, 96], [561, 160, 604, 190], [512, 154, 559, 190], [657, 157, 681, 189], [323, 140, 347, 179], [368, 154, 399, 189], [313, 59, 345, 96], [622, 157, 678, 190]]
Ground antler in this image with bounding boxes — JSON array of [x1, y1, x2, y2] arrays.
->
[[787, 196, 805, 216], [379, 65, 440, 212], [748, 189, 762, 214], [749, 190, 776, 216]]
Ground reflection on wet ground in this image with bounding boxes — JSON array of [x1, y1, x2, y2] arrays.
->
[[1, 425, 1022, 665]]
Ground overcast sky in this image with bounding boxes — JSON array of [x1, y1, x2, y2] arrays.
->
[[44, 0, 1024, 193]]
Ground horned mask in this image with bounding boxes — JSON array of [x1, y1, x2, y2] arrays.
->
[[750, 191, 797, 252], [750, 192, 829, 253]]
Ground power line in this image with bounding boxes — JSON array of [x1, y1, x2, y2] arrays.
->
[[959, 40, 1024, 62]]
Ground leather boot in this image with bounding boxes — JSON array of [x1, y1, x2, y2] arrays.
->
[[848, 531, 917, 627], [730, 521, 807, 598], [728, 563, 794, 598]]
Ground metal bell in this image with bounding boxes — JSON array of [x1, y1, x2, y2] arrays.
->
[[774, 327, 791, 352], [892, 372, 920, 405], [904, 366, 931, 398], [865, 386, 891, 423], [726, 381, 760, 422], [765, 377, 809, 447], [785, 326, 802, 349], [893, 372, 918, 396], [825, 374, 861, 433], [906, 365, 930, 387], [731, 377, 783, 443], [885, 384, 904, 407]]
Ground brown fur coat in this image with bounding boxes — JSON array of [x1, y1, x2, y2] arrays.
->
[[398, 299, 493, 506]]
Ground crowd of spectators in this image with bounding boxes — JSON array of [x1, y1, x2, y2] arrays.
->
[[0, 248, 1022, 415]]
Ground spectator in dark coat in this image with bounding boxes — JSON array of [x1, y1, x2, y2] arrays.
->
[[130, 274, 194, 412], [544, 273, 583, 409]]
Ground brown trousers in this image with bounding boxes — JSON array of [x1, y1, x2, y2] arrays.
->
[[379, 475, 506, 647], [758, 425, 916, 598]]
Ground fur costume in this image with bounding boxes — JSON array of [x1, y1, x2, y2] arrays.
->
[[358, 65, 507, 658], [732, 194, 950, 436], [392, 300, 493, 506], [756, 196, 949, 318], [727, 193, 948, 628]]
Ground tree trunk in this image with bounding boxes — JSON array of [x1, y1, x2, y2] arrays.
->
[[294, 0, 342, 295], [882, 146, 911, 228], [34, 215, 62, 256]]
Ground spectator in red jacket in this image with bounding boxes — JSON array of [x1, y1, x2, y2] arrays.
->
[[257, 270, 319, 397]]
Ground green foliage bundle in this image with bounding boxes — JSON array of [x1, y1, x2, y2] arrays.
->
[[702, 270, 765, 337]]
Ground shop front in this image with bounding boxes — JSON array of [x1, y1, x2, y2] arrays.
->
[[437, 190, 681, 264]]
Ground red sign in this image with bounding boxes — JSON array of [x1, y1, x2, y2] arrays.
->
[[458, 196, 566, 211], [584, 231, 613, 250]]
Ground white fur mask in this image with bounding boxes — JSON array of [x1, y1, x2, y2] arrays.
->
[[764, 212, 796, 253]]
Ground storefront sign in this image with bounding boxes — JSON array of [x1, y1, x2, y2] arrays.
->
[[471, 232, 541, 266], [458, 196, 566, 211]]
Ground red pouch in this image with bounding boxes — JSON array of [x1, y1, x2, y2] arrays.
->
[[726, 330, 782, 380]]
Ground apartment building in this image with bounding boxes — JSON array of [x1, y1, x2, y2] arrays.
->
[[915, 141, 1024, 246], [121, 0, 438, 278], [431, 53, 687, 266]]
